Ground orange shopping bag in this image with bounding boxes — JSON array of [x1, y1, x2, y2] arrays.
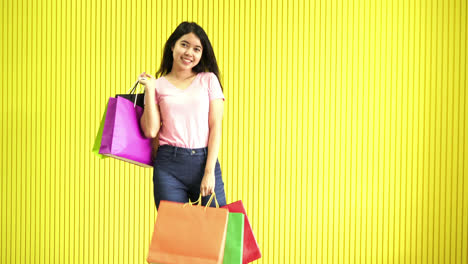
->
[[147, 194, 229, 264]]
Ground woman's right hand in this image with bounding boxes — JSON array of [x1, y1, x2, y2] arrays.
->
[[138, 72, 157, 91]]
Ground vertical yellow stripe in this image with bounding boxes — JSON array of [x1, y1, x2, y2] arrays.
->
[[1, 0, 3, 254]]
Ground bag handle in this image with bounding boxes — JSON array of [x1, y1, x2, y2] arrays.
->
[[184, 193, 219, 209], [205, 193, 219, 208], [127, 80, 140, 94], [125, 80, 144, 107]]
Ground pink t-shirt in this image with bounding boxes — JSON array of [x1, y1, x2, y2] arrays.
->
[[151, 72, 225, 148]]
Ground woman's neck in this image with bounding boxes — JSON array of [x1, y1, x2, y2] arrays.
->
[[168, 68, 196, 81]]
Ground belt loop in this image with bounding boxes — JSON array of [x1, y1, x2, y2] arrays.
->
[[174, 147, 178, 158], [204, 148, 207, 155]]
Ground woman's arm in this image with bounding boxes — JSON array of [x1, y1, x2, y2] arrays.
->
[[139, 73, 161, 138], [200, 99, 224, 196]]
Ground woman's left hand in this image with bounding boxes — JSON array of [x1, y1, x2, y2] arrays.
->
[[200, 171, 215, 197], [138, 72, 157, 91]]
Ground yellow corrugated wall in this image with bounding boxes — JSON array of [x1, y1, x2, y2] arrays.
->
[[1, 0, 467, 263]]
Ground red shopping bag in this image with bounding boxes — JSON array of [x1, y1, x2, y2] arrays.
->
[[222, 201, 261, 263], [147, 195, 229, 264]]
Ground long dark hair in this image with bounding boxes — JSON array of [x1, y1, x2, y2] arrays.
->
[[156, 22, 223, 90]]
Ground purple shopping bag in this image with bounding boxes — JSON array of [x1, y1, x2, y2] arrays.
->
[[99, 96, 153, 167]]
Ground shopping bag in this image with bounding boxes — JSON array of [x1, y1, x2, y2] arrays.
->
[[117, 80, 160, 161], [116, 80, 145, 108], [223, 213, 244, 264], [99, 96, 153, 167], [222, 201, 262, 263], [92, 104, 109, 159], [147, 194, 229, 264]]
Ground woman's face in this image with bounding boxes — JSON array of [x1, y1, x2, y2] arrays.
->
[[171, 33, 203, 72]]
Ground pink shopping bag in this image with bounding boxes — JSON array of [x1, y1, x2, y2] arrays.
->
[[99, 96, 153, 167]]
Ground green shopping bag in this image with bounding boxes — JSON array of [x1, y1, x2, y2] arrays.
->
[[223, 213, 244, 264], [92, 104, 109, 159]]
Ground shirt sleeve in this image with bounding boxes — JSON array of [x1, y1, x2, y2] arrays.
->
[[208, 72, 225, 101]]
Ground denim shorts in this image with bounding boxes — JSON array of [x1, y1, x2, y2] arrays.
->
[[152, 144, 227, 210]]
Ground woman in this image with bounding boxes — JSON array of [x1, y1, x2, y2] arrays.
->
[[138, 22, 226, 209]]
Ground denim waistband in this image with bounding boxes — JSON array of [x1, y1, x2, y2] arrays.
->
[[158, 144, 208, 156]]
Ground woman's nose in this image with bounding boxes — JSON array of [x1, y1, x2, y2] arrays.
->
[[184, 48, 193, 56]]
